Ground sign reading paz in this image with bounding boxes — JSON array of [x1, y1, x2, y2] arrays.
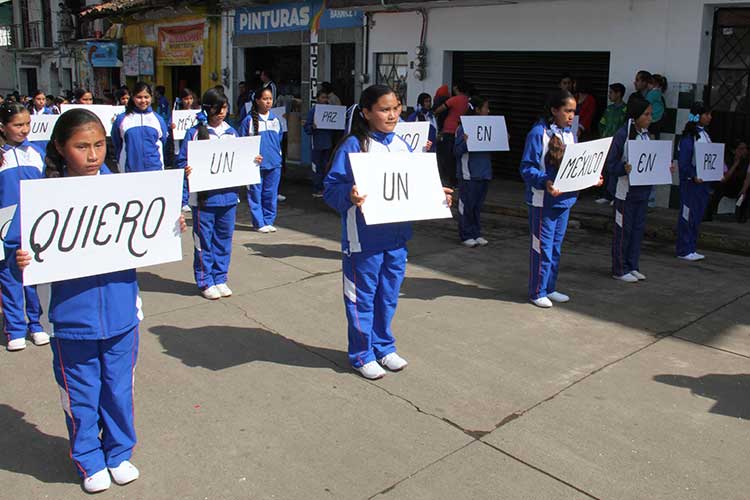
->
[[627, 140, 674, 186], [29, 115, 59, 141], [460, 116, 510, 152], [20, 170, 184, 285], [313, 104, 346, 130], [394, 121, 430, 152], [694, 142, 725, 182], [60, 104, 125, 137], [187, 136, 261, 193], [171, 110, 198, 141], [349, 152, 452, 225], [553, 137, 613, 193]]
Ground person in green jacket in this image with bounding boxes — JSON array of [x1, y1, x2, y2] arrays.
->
[[596, 83, 628, 204]]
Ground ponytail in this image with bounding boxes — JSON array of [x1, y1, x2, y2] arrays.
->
[[682, 101, 709, 140]]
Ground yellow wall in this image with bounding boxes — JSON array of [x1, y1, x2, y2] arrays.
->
[[122, 8, 221, 101]]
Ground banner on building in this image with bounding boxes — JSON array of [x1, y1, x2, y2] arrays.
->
[[235, 1, 363, 35], [123, 45, 140, 76], [86, 41, 123, 68], [157, 23, 205, 66], [139, 47, 154, 76]]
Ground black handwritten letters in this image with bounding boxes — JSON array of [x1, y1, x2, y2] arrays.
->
[[476, 125, 491, 142], [209, 152, 235, 174], [702, 153, 718, 171], [400, 133, 420, 151], [383, 172, 409, 201], [321, 111, 338, 123], [637, 153, 657, 173], [557, 150, 606, 181]]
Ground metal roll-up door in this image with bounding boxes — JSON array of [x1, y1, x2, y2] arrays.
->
[[453, 51, 611, 179]]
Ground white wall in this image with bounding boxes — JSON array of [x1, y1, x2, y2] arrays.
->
[[368, 0, 750, 105]]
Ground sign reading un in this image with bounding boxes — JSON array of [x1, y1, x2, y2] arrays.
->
[[235, 1, 363, 34]]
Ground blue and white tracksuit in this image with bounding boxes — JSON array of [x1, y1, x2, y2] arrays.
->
[[111, 109, 168, 173], [324, 131, 413, 368], [406, 107, 437, 153], [0, 141, 45, 341], [676, 128, 712, 257], [607, 122, 651, 276], [239, 111, 284, 228], [304, 106, 334, 193], [455, 125, 492, 241], [177, 122, 239, 289], [4, 165, 141, 479], [520, 121, 578, 301]]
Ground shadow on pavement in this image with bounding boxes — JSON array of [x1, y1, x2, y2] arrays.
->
[[0, 404, 78, 485], [653, 373, 750, 420], [244, 242, 341, 261], [400, 276, 526, 303], [150, 325, 349, 372], [138, 272, 197, 297]]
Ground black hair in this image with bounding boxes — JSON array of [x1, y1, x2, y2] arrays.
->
[[350, 84, 396, 153], [466, 95, 487, 116], [250, 86, 273, 136], [652, 74, 668, 92], [197, 88, 228, 140], [126, 81, 152, 114], [214, 85, 225, 93], [178, 88, 197, 109], [114, 88, 129, 103], [682, 101, 710, 139], [32, 89, 45, 99], [543, 89, 576, 125], [320, 81, 333, 93], [414, 92, 432, 121], [559, 72, 574, 83], [155, 85, 166, 95], [316, 88, 328, 99], [609, 83, 626, 96], [239, 81, 246, 86], [452, 80, 471, 95], [44, 108, 106, 178], [0, 102, 30, 162], [576, 78, 593, 95], [45, 94, 54, 101], [73, 88, 92, 103], [636, 70, 652, 82], [626, 97, 651, 140]]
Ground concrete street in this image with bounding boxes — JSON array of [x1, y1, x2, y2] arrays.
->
[[2, 182, 749, 500]]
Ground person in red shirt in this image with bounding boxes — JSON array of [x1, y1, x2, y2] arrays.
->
[[575, 78, 597, 141], [434, 80, 471, 186]]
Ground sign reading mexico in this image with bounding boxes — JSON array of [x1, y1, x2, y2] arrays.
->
[[187, 136, 262, 193], [694, 142, 725, 182], [394, 121, 430, 152], [171, 110, 198, 141], [313, 104, 346, 130], [20, 170, 184, 285], [459, 116, 510, 152], [627, 140, 674, 186], [29, 115, 59, 141], [349, 152, 452, 225], [553, 137, 613, 193], [60, 104, 125, 137]]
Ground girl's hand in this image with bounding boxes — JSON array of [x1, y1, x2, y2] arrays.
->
[[464, 134, 469, 142], [596, 175, 605, 187], [185, 166, 192, 177], [443, 187, 453, 207], [350, 185, 367, 207], [171, 123, 176, 129], [694, 177, 704, 184], [179, 214, 187, 233], [669, 162, 677, 174], [546, 180, 561, 197], [624, 163, 632, 174], [423, 140, 433, 152], [255, 155, 263, 164], [16, 249, 30, 271]]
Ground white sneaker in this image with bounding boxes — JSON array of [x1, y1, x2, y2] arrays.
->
[[201, 285, 221, 300], [257, 225, 272, 233], [462, 239, 478, 248], [613, 273, 639, 283], [547, 291, 570, 303], [31, 331, 50, 346], [267, 225, 277, 233], [630, 270, 647, 280], [108, 460, 139, 485], [7, 338, 26, 351], [83, 469, 111, 493], [678, 253, 701, 262], [378, 352, 408, 371], [356, 361, 386, 380], [475, 237, 489, 246], [181, 204, 191, 213], [530, 297, 553, 308], [693, 252, 705, 260], [215, 283, 232, 297], [594, 197, 609, 204], [277, 194, 287, 202]]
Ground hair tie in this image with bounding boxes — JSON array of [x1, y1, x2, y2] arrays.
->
[[468, 102, 475, 111], [688, 113, 700, 123], [196, 111, 208, 126]]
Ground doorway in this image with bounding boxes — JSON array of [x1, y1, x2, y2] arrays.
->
[[244, 46, 301, 98], [330, 43, 355, 106], [171, 66, 201, 102]]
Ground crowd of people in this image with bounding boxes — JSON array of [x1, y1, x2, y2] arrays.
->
[[0, 69, 748, 493]]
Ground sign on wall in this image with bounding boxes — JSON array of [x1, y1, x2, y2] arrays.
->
[[157, 23, 205, 66], [123, 45, 140, 76], [86, 41, 122, 68], [235, 1, 363, 35]]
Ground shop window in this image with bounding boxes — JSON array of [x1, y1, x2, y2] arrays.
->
[[376, 52, 408, 103]]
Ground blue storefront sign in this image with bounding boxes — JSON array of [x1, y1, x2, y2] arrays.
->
[[235, 1, 363, 35], [86, 41, 122, 68]]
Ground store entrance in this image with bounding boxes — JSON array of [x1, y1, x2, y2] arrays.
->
[[244, 46, 302, 99], [330, 43, 355, 106]]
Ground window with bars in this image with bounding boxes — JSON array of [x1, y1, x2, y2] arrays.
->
[[375, 52, 408, 103], [709, 9, 750, 112]]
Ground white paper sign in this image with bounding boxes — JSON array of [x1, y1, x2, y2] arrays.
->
[[694, 142, 725, 182], [271, 106, 287, 132], [349, 152, 452, 225], [28, 115, 59, 141], [314, 104, 346, 130], [20, 170, 183, 285], [187, 136, 261, 193], [60, 104, 126, 137], [171, 109, 198, 141], [572, 115, 580, 135], [394, 121, 430, 152], [0, 204, 16, 261], [627, 140, 673, 186], [553, 137, 613, 193], [460, 116, 510, 152]]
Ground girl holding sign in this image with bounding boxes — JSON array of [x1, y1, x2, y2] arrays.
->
[[520, 90, 582, 309], [304, 89, 334, 198], [676, 102, 713, 261], [0, 102, 48, 350], [605, 98, 655, 282], [454, 95, 492, 247], [324, 84, 452, 379], [111, 82, 168, 173], [174, 88, 198, 210], [6, 108, 187, 492], [178, 89, 254, 300], [406, 93, 437, 153], [239, 86, 284, 233]]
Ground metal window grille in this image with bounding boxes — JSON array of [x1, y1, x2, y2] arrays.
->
[[708, 9, 750, 112], [375, 52, 408, 103]]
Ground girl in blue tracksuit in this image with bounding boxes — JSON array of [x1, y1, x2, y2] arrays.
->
[[606, 98, 655, 282], [520, 89, 586, 309], [240, 86, 284, 232], [178, 89, 257, 300], [324, 84, 452, 380], [454, 95, 492, 247], [406, 92, 437, 153], [5, 108, 187, 493], [0, 102, 47, 351], [676, 102, 713, 261], [304, 89, 334, 197], [29, 89, 54, 152], [111, 81, 168, 173], [173, 88, 198, 208]]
